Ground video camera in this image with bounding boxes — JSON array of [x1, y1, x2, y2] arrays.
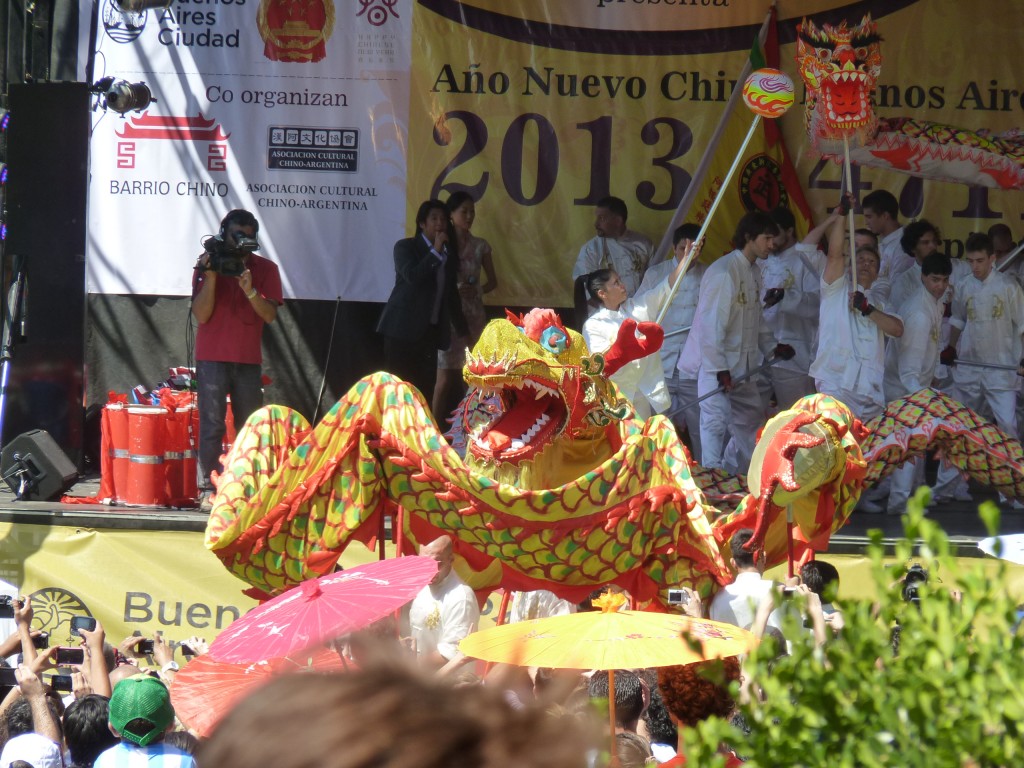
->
[[200, 234, 260, 277], [902, 564, 929, 604]]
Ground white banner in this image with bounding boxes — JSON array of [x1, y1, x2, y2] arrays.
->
[[82, 0, 411, 301]]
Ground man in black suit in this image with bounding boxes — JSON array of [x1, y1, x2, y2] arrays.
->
[[377, 199, 467, 408]]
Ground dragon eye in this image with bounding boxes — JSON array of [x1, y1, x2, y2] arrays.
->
[[539, 326, 569, 355], [855, 46, 868, 58], [817, 49, 832, 63]]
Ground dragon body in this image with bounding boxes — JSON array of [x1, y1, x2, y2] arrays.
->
[[205, 311, 869, 607], [205, 310, 1024, 609]]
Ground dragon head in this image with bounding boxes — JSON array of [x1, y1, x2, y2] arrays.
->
[[796, 15, 882, 144], [462, 308, 629, 466]]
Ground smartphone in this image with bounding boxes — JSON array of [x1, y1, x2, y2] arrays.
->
[[70, 616, 97, 637], [137, 639, 155, 655], [666, 589, 690, 606], [0, 597, 14, 620], [55, 646, 85, 665], [49, 674, 73, 692], [32, 632, 49, 650], [179, 643, 195, 658], [781, 587, 797, 600], [0, 667, 17, 686]]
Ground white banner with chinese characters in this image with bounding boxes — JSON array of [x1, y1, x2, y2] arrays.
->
[[81, 0, 410, 301]]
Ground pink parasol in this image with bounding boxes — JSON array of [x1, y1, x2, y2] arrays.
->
[[170, 648, 345, 737], [208, 556, 437, 663]]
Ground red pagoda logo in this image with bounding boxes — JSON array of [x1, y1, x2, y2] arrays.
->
[[115, 113, 231, 171]]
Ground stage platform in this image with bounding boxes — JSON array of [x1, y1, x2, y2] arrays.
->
[[2, 474, 1022, 558]]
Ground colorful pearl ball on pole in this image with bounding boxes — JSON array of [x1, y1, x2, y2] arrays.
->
[[742, 68, 796, 118]]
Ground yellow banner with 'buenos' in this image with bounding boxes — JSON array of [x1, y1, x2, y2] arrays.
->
[[1, 523, 508, 648]]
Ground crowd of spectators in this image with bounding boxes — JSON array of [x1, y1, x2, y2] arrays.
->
[[0, 527, 864, 768]]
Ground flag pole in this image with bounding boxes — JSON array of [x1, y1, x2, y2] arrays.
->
[[655, 116, 762, 326], [843, 136, 858, 289], [648, 7, 774, 267]]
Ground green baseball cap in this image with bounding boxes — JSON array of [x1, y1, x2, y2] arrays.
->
[[108, 674, 175, 746]]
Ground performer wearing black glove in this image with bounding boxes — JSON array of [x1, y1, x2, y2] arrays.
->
[[847, 289, 903, 334], [762, 287, 785, 308], [809, 197, 904, 424], [688, 211, 780, 474], [850, 291, 874, 316], [933, 233, 1024, 503], [773, 343, 796, 361]]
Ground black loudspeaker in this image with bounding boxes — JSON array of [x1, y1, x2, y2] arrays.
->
[[3, 83, 90, 456], [1, 430, 79, 501]]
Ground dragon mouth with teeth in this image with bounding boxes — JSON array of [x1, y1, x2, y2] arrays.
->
[[797, 15, 882, 143], [459, 309, 610, 466], [463, 370, 566, 463]]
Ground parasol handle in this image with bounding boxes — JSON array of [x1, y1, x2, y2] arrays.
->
[[842, 136, 857, 290], [482, 589, 514, 677], [494, 589, 512, 627], [395, 507, 405, 556], [655, 115, 763, 326]]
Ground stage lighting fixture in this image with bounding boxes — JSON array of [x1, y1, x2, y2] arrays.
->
[[115, 0, 173, 11], [98, 79, 155, 115], [0, 109, 8, 131], [0, 164, 6, 185]]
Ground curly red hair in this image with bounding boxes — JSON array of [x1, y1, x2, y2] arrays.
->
[[656, 657, 740, 727]]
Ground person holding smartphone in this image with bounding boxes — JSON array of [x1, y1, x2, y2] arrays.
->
[[75, 618, 113, 699], [117, 633, 179, 682], [11, 596, 38, 667], [3, 664, 63, 762], [708, 529, 782, 633]]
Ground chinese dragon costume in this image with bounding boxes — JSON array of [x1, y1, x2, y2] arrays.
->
[[204, 309, 1024, 608]]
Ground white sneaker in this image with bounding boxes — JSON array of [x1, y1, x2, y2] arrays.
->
[[198, 489, 215, 513]]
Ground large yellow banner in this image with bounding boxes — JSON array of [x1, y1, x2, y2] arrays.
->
[[2, 523, 258, 647], [409, 0, 1024, 307], [1, 524, 511, 646], [2, 522, 1020, 650]]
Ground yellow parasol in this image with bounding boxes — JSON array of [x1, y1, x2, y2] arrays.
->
[[459, 592, 756, 761]]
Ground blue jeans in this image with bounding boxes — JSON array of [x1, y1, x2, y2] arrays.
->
[[197, 360, 263, 487]]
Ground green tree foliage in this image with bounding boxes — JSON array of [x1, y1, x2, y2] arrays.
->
[[685, 491, 1024, 767]]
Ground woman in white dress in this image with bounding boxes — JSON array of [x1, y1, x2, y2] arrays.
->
[[574, 240, 698, 419]]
